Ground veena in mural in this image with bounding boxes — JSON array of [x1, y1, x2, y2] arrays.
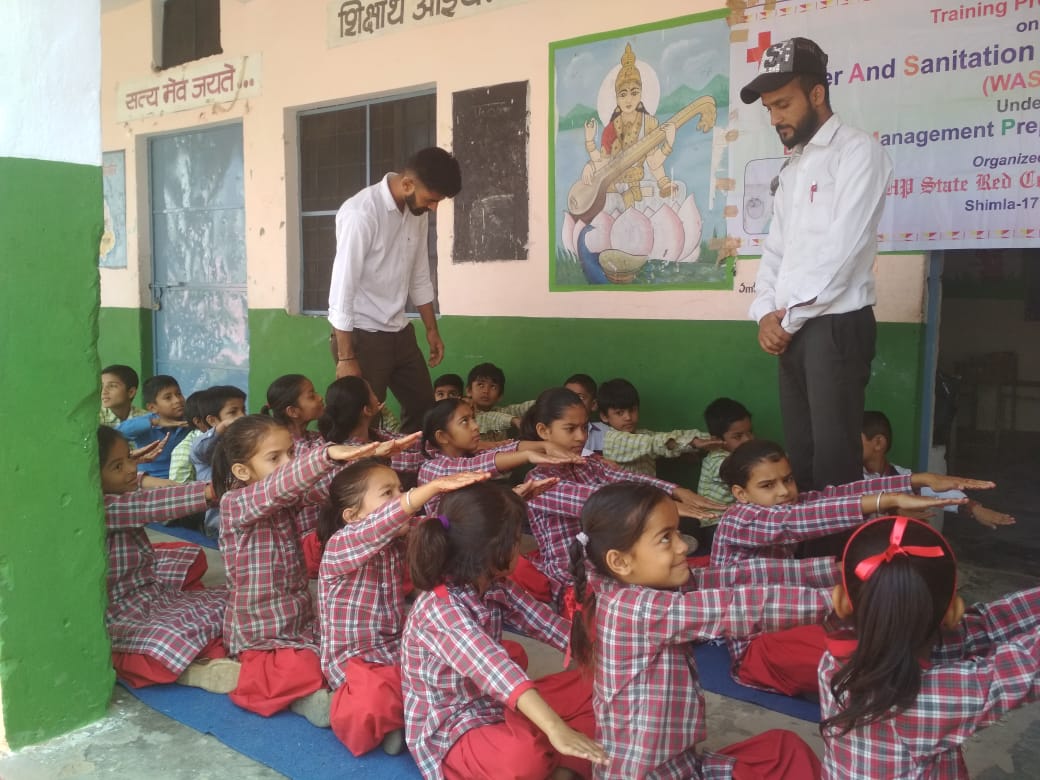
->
[[551, 12, 732, 290]]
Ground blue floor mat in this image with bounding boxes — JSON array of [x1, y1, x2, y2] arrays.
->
[[120, 682, 421, 779], [147, 523, 218, 549], [693, 642, 821, 722]]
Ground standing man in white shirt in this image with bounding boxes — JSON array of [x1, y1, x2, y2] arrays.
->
[[328, 147, 462, 432], [742, 38, 893, 492]]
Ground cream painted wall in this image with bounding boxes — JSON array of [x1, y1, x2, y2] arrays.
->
[[100, 0, 926, 322]]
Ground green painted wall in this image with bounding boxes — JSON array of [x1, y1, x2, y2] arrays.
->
[[103, 307, 926, 477], [97, 306, 153, 389], [246, 309, 926, 470], [0, 157, 113, 748]]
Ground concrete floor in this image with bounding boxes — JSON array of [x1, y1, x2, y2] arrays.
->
[[2, 521, 1038, 779]]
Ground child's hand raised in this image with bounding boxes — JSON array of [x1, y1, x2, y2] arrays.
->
[[690, 435, 724, 451], [968, 502, 1015, 529], [513, 477, 560, 502], [912, 472, 995, 493], [327, 441, 382, 462], [130, 433, 169, 463], [880, 492, 966, 520], [527, 448, 583, 466], [672, 487, 726, 521], [427, 470, 492, 493], [371, 431, 422, 458]]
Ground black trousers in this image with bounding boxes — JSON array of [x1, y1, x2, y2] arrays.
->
[[329, 323, 434, 433], [779, 306, 876, 493]]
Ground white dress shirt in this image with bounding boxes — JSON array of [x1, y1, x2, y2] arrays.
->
[[749, 114, 893, 334], [327, 174, 435, 333]]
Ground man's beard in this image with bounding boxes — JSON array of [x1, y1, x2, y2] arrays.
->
[[404, 192, 428, 216], [776, 107, 822, 149]]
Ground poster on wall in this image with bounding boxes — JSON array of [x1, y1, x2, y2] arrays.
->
[[728, 0, 1040, 253], [550, 10, 734, 291], [101, 150, 127, 269]]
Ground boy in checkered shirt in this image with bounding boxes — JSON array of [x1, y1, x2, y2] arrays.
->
[[597, 378, 720, 477], [820, 515, 1040, 779]]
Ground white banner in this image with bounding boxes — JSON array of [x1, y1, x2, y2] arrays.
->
[[116, 55, 262, 122], [327, 0, 527, 47], [728, 0, 1040, 251]]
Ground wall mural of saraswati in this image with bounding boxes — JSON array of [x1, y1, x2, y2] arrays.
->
[[550, 10, 733, 290]]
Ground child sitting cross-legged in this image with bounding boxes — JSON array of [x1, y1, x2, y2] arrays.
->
[[597, 378, 720, 477], [401, 482, 608, 779], [317, 461, 491, 756], [466, 362, 534, 441], [186, 385, 248, 537], [214, 414, 410, 725], [861, 410, 1015, 530], [97, 427, 238, 693], [711, 438, 994, 697], [568, 482, 828, 779], [820, 516, 1040, 778]]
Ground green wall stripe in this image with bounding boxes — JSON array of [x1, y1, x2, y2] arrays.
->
[[0, 156, 112, 748]]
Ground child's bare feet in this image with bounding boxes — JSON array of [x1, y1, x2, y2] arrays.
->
[[381, 727, 406, 755], [177, 657, 241, 694], [290, 688, 332, 728]]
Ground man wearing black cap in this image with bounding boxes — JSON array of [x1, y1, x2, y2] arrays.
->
[[742, 38, 893, 493]]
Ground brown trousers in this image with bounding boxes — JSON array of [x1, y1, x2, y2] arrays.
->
[[329, 323, 434, 433]]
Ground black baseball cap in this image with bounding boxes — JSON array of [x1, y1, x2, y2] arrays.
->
[[740, 37, 829, 104]]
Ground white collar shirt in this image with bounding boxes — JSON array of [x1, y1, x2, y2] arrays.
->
[[327, 173, 435, 333], [749, 114, 893, 334]]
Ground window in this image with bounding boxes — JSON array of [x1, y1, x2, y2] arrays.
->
[[160, 0, 221, 70], [298, 91, 437, 314]]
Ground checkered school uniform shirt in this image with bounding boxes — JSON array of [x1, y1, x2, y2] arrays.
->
[[401, 579, 569, 780], [318, 498, 413, 687], [415, 440, 517, 514], [711, 474, 912, 568], [220, 445, 339, 655], [524, 457, 675, 590], [601, 426, 707, 476], [710, 474, 909, 679], [104, 482, 228, 674], [819, 586, 1040, 779], [588, 569, 831, 778]]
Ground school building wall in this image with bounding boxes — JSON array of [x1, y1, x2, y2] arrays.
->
[[99, 0, 931, 471], [0, 0, 113, 750]]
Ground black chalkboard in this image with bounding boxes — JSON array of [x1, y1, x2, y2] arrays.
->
[[452, 81, 529, 262]]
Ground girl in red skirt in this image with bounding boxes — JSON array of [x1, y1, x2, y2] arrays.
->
[[317, 458, 490, 756]]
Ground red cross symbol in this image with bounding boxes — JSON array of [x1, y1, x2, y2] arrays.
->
[[746, 31, 772, 64]]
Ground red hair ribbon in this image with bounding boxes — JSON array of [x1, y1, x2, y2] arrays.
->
[[561, 587, 583, 669], [853, 516, 946, 581]]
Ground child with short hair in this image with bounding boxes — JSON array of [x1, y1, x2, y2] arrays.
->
[[97, 426, 238, 693], [563, 373, 604, 456], [568, 482, 827, 778], [697, 397, 754, 506], [317, 460, 490, 756], [466, 362, 534, 441], [597, 378, 719, 476], [433, 373, 464, 401], [861, 410, 1015, 530], [213, 414, 392, 724], [168, 389, 211, 483], [711, 438, 992, 696], [184, 385, 248, 537], [417, 397, 580, 515], [116, 374, 189, 479], [261, 374, 325, 452], [401, 482, 607, 779], [820, 515, 1040, 778], [517, 388, 725, 603], [99, 364, 150, 428]]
